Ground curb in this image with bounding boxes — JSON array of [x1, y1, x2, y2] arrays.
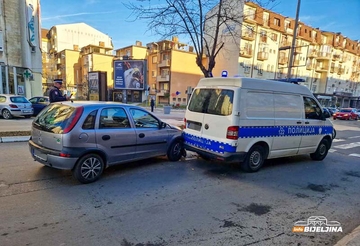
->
[[0, 136, 30, 143], [334, 225, 360, 246]]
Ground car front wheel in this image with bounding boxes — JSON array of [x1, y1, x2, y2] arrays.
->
[[241, 145, 266, 172], [2, 109, 12, 119], [167, 139, 183, 161], [73, 154, 105, 184]]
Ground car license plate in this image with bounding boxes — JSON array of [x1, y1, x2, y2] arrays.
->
[[23, 110, 31, 113], [33, 149, 47, 161]]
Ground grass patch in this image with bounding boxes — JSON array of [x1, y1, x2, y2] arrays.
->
[[0, 131, 31, 137]]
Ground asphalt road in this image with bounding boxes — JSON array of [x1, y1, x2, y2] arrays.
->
[[1, 122, 360, 246]]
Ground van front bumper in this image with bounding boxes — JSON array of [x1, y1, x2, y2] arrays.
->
[[29, 140, 78, 170], [184, 144, 247, 163]]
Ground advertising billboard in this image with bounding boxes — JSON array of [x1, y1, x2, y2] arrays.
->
[[114, 60, 147, 90], [88, 72, 99, 100]]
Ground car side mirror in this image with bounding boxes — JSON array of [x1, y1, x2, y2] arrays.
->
[[323, 110, 330, 119]]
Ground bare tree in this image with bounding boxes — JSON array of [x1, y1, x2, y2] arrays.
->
[[125, 0, 277, 77]]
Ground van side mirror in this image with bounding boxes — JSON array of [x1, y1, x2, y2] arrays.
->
[[323, 110, 330, 119]]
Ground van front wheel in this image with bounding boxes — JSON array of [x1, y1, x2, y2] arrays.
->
[[241, 145, 265, 172], [310, 139, 329, 161]]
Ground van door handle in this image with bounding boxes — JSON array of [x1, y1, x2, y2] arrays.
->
[[296, 121, 302, 124], [102, 135, 111, 141], [139, 133, 145, 138], [305, 122, 310, 124]]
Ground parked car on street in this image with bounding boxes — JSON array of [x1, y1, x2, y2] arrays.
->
[[333, 108, 358, 120], [326, 107, 338, 115], [355, 109, 360, 120], [29, 101, 185, 184], [29, 96, 49, 116], [0, 94, 33, 119]]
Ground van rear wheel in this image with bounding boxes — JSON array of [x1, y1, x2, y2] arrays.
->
[[310, 139, 329, 161], [73, 153, 104, 184], [241, 145, 265, 172]]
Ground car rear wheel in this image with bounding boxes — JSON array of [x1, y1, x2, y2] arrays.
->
[[73, 154, 104, 184], [241, 145, 266, 172], [24, 115, 32, 118], [167, 139, 183, 161], [2, 109, 12, 119], [310, 139, 330, 161]]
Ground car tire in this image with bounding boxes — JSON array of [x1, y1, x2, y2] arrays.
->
[[332, 128, 337, 140], [310, 139, 330, 161], [2, 109, 12, 119], [24, 115, 32, 118], [167, 138, 183, 162], [73, 153, 105, 184], [240, 145, 266, 172]]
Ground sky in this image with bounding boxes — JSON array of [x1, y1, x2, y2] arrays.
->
[[40, 0, 360, 50]]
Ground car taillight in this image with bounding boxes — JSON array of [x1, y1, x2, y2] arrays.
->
[[9, 104, 18, 108], [59, 153, 71, 157], [226, 126, 239, 140], [184, 118, 186, 129], [63, 106, 84, 134]]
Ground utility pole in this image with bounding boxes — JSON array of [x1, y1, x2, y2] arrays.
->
[[287, 0, 301, 81]]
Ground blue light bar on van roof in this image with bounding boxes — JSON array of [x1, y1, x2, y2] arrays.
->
[[221, 70, 228, 77]]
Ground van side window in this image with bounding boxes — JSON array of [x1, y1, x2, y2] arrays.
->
[[274, 94, 302, 119], [99, 108, 130, 129], [303, 97, 322, 120], [82, 110, 98, 130]]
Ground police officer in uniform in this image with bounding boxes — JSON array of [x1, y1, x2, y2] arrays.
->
[[49, 79, 70, 103]]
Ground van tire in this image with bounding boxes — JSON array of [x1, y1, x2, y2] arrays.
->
[[241, 145, 265, 172], [310, 139, 330, 161], [73, 153, 105, 184], [167, 139, 183, 162]]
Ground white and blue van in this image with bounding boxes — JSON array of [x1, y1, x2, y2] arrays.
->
[[183, 76, 334, 172]]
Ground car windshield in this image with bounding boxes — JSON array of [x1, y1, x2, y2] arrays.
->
[[33, 104, 76, 134], [339, 109, 351, 112], [188, 88, 234, 116], [10, 96, 29, 103]]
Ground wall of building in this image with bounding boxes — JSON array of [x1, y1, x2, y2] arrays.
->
[[92, 54, 114, 88]]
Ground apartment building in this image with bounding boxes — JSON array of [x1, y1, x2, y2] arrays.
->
[[0, 0, 42, 97], [43, 23, 114, 98], [236, 1, 360, 107]]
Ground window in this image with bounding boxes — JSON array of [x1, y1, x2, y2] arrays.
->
[[246, 92, 274, 118], [274, 94, 302, 119], [303, 97, 322, 120], [82, 110, 98, 130], [172, 97, 176, 101], [130, 109, 159, 128], [274, 18, 280, 27], [29, 98, 38, 103], [10, 96, 29, 103], [0, 96, 6, 103], [151, 70, 156, 77], [270, 33, 278, 41], [152, 56, 158, 63], [188, 88, 234, 116], [99, 107, 130, 129]]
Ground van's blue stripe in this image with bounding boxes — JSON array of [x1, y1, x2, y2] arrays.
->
[[183, 125, 333, 154]]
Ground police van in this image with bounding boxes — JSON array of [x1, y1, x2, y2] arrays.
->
[[183, 74, 334, 172]]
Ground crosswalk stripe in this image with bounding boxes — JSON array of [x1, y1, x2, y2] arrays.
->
[[349, 154, 360, 158], [349, 136, 360, 139], [333, 142, 360, 150], [333, 139, 345, 143], [328, 149, 337, 153]]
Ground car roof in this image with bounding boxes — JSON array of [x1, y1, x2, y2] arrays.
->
[[54, 101, 142, 109]]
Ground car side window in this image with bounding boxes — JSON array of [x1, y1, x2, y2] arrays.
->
[[29, 98, 38, 103], [99, 107, 130, 129], [38, 98, 47, 103], [130, 109, 159, 128], [82, 110, 98, 130], [303, 97, 322, 120], [0, 96, 7, 102]]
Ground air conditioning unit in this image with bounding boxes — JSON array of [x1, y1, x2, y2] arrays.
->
[[240, 62, 244, 67]]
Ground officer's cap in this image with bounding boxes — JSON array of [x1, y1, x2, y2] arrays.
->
[[54, 79, 63, 84]]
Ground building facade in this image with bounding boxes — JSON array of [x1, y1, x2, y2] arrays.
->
[[0, 0, 42, 97]]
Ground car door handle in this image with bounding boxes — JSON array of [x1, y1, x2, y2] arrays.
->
[[305, 122, 310, 124], [139, 133, 145, 138], [297, 121, 302, 124], [102, 135, 111, 141]]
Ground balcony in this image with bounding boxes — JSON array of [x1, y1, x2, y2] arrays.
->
[[158, 59, 170, 67], [278, 57, 288, 65], [332, 54, 340, 61], [257, 52, 269, 61], [279, 41, 292, 48], [156, 89, 169, 96], [157, 75, 170, 82], [306, 64, 314, 70], [316, 52, 331, 60], [240, 48, 253, 58], [244, 15, 256, 24], [294, 59, 300, 66], [294, 46, 302, 54], [308, 49, 317, 58], [315, 65, 329, 73], [337, 68, 345, 75], [339, 55, 347, 63], [330, 66, 339, 73], [241, 31, 255, 41], [285, 27, 293, 34]]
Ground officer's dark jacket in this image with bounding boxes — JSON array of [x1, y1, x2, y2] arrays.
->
[[49, 86, 67, 103]]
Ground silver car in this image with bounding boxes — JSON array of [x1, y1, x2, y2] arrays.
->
[[0, 94, 33, 119], [29, 101, 184, 184]]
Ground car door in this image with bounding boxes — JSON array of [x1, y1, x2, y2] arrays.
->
[[95, 107, 137, 165], [29, 97, 40, 115], [129, 108, 169, 158], [298, 96, 326, 154]]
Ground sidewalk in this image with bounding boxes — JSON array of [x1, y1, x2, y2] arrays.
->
[[0, 106, 186, 143], [334, 225, 360, 246]]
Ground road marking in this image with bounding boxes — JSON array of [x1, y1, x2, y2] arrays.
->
[[332, 139, 345, 143], [349, 136, 360, 139], [328, 149, 337, 153], [349, 153, 360, 158], [333, 142, 360, 150]]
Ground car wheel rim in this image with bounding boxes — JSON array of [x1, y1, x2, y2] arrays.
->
[[3, 110, 10, 119], [319, 144, 327, 156], [81, 157, 102, 180], [249, 151, 261, 168], [172, 142, 181, 156]]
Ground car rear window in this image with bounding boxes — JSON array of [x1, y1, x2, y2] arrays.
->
[[33, 104, 77, 134], [10, 96, 29, 103], [188, 88, 234, 116]]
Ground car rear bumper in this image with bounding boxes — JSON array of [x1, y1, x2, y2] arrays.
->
[[184, 144, 247, 162], [29, 140, 77, 170], [10, 109, 33, 116]]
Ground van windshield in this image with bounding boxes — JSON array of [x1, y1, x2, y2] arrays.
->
[[33, 104, 76, 134], [188, 88, 234, 116]]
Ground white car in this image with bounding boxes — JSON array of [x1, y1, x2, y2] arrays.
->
[[0, 94, 33, 119]]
